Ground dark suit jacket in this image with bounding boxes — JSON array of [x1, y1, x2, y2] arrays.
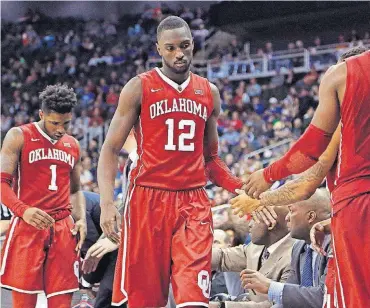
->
[[282, 236, 331, 308]]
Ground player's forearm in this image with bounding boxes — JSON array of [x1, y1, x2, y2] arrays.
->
[[97, 144, 120, 206], [204, 141, 243, 193], [260, 159, 329, 208], [263, 124, 332, 183], [71, 190, 86, 221], [205, 157, 243, 193], [1, 173, 31, 217]]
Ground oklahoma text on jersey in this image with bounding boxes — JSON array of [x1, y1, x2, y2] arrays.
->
[[28, 148, 75, 168], [150, 98, 208, 121]]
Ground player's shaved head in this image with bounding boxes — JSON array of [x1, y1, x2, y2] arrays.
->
[[339, 46, 368, 62], [157, 16, 192, 41]]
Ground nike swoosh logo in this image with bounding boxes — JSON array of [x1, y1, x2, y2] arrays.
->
[[200, 221, 209, 225], [150, 88, 163, 92], [31, 138, 40, 141]]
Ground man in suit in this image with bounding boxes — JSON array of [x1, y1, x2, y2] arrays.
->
[[241, 189, 331, 308], [211, 206, 295, 308]]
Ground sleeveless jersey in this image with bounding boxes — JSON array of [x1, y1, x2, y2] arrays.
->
[[130, 68, 214, 190], [332, 51, 370, 208], [16, 123, 80, 216]]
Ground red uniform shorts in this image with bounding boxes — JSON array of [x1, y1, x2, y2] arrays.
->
[[331, 193, 370, 308], [0, 216, 79, 298], [112, 186, 213, 308]]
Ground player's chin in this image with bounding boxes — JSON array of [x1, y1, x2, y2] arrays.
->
[[172, 63, 190, 74]]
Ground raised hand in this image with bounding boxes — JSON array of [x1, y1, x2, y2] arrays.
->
[[230, 189, 261, 217]]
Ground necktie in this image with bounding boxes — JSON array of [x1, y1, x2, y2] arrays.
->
[[261, 248, 270, 266], [301, 245, 313, 287]]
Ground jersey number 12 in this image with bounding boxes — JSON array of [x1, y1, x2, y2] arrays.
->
[[165, 119, 195, 152], [48, 164, 58, 191]]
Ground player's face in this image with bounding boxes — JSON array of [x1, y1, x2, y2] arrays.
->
[[286, 205, 310, 241], [156, 27, 194, 74], [39, 110, 72, 140], [249, 218, 269, 245]]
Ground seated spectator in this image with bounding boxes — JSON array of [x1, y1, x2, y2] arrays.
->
[[243, 189, 331, 308], [210, 206, 294, 307]]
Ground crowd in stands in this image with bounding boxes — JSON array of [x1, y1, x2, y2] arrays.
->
[[2, 5, 369, 207]]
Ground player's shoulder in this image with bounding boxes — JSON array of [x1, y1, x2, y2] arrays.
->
[[62, 134, 81, 153], [322, 62, 347, 86]]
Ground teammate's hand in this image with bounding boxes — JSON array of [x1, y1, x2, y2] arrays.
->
[[82, 238, 119, 274], [22, 208, 55, 230], [230, 190, 261, 217], [244, 169, 272, 199], [310, 219, 331, 256], [72, 219, 87, 256], [100, 204, 121, 244]]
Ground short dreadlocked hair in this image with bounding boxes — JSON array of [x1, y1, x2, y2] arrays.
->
[[157, 16, 191, 41], [39, 84, 77, 114], [339, 46, 368, 62]]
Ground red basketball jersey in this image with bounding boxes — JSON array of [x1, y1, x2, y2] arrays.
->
[[130, 68, 214, 190], [15, 123, 80, 216], [332, 51, 370, 210]]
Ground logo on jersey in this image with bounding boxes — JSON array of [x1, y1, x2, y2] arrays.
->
[[194, 89, 203, 95], [28, 148, 75, 168], [150, 88, 163, 93], [63, 142, 71, 148], [150, 98, 208, 121], [31, 138, 40, 142], [198, 270, 211, 298]]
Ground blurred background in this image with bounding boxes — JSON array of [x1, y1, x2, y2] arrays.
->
[[1, 1, 369, 306]]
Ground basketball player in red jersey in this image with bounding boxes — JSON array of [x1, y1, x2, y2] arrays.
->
[[97, 16, 245, 308], [241, 49, 370, 307], [0, 84, 87, 308]]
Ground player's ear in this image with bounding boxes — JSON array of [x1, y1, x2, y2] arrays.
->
[[39, 109, 44, 120], [156, 43, 162, 57]]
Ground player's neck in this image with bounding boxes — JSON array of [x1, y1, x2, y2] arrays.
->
[[159, 66, 190, 84], [36, 120, 55, 140]]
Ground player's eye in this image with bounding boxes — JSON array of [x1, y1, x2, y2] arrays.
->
[[166, 46, 174, 51], [182, 43, 190, 49]]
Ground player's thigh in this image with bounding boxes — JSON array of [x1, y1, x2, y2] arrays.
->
[[47, 292, 73, 308], [332, 194, 370, 306], [113, 186, 173, 307], [44, 216, 79, 296], [1, 218, 47, 291], [172, 189, 213, 306]]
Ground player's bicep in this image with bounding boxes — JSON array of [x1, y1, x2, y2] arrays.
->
[[311, 67, 342, 133], [103, 77, 142, 154], [0, 128, 23, 175]]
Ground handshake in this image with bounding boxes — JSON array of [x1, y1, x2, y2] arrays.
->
[[229, 169, 277, 227]]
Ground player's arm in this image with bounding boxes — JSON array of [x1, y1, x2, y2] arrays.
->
[[203, 83, 244, 193], [230, 127, 340, 217], [0, 128, 54, 229], [70, 140, 87, 255], [245, 64, 343, 198], [97, 77, 141, 243]]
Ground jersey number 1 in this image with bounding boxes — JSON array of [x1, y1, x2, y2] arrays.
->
[[165, 119, 195, 151], [48, 164, 58, 191]]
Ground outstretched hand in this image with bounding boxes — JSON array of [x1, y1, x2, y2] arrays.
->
[[243, 169, 272, 199], [230, 189, 261, 217]]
